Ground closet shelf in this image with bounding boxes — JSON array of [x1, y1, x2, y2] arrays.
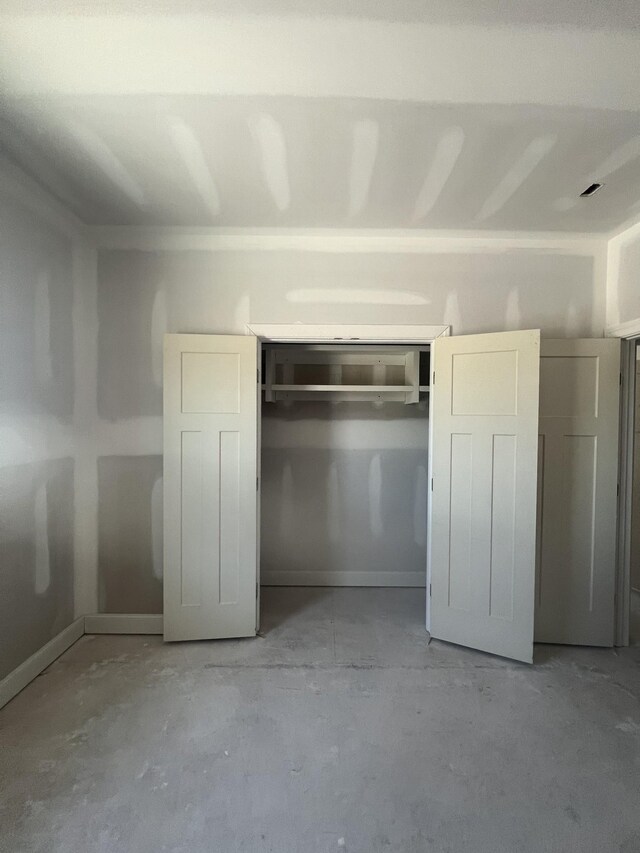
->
[[262, 344, 430, 404], [270, 384, 414, 393]]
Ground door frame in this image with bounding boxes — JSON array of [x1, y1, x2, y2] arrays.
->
[[610, 325, 640, 646], [247, 323, 448, 631], [246, 323, 451, 344]]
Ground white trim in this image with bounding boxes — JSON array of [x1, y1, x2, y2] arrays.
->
[[616, 339, 639, 645], [261, 571, 426, 587], [607, 318, 640, 339], [0, 618, 84, 710], [247, 323, 449, 343], [84, 613, 164, 634], [88, 226, 604, 254]]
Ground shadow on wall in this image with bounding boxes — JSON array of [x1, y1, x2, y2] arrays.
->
[[0, 459, 74, 680], [97, 455, 163, 614]]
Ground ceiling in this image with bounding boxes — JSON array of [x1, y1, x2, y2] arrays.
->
[[2, 0, 640, 29], [1, 3, 640, 233]]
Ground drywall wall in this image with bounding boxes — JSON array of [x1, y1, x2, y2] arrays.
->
[[93, 235, 605, 607], [0, 160, 87, 680], [97, 455, 162, 612], [261, 400, 429, 585], [607, 221, 640, 331]]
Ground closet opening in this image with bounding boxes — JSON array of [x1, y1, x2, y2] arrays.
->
[[258, 343, 431, 634]]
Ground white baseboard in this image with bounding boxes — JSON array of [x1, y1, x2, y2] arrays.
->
[[84, 613, 164, 634], [0, 617, 85, 710], [262, 571, 426, 587], [3, 578, 432, 710]]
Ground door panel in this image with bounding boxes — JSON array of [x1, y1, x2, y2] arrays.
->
[[429, 330, 540, 663], [535, 339, 620, 646], [164, 334, 258, 642]]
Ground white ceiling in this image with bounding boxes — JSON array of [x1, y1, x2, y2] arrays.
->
[[2, 1, 640, 29], [1, 4, 640, 233]]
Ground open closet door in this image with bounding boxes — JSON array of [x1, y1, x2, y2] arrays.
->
[[430, 330, 540, 663], [163, 334, 258, 642], [535, 339, 620, 646]]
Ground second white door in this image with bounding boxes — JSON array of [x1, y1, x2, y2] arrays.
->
[[535, 338, 620, 646], [429, 330, 541, 663]]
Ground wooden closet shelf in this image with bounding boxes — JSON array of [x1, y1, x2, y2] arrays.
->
[[270, 384, 414, 392]]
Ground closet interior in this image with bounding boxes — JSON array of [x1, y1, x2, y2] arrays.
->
[[259, 344, 431, 592]]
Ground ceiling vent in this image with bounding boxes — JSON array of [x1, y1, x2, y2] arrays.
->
[[580, 182, 603, 197]]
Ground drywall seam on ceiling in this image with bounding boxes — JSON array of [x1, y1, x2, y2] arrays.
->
[[166, 115, 221, 218], [87, 226, 605, 255], [413, 126, 464, 222]]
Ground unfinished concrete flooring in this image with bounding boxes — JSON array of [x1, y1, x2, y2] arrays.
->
[[1, 588, 640, 853]]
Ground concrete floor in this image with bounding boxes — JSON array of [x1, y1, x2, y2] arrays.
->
[[1, 587, 640, 853]]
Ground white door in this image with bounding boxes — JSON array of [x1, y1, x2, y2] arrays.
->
[[163, 334, 258, 641], [429, 330, 541, 663], [535, 339, 620, 646]]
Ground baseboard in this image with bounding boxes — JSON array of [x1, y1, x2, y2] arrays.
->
[[262, 571, 426, 587], [84, 613, 164, 634], [0, 617, 85, 710]]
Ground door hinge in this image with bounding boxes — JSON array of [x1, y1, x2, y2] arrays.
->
[[431, 477, 434, 491], [257, 368, 261, 382], [620, 372, 623, 386], [257, 477, 259, 491], [429, 583, 432, 597], [432, 371, 435, 385], [617, 483, 620, 497]]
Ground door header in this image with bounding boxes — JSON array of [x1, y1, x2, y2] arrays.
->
[[245, 323, 450, 344]]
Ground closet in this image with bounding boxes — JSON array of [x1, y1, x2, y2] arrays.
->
[[260, 344, 430, 588], [162, 327, 621, 664]]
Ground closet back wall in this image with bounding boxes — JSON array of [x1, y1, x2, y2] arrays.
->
[[261, 400, 429, 586], [95, 243, 604, 612]]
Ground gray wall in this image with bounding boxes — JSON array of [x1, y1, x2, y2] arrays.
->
[[95, 242, 605, 607], [261, 400, 429, 584], [614, 232, 640, 328], [0, 184, 78, 679]]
